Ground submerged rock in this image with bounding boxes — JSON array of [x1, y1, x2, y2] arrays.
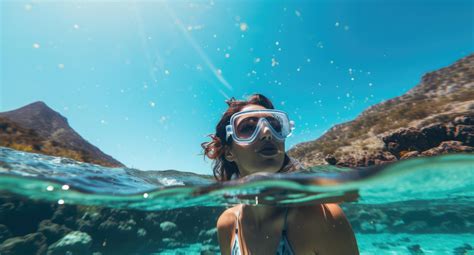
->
[[47, 231, 92, 255], [0, 224, 12, 243], [0, 232, 47, 255], [453, 243, 473, 255], [38, 219, 72, 245], [160, 221, 177, 232], [407, 244, 424, 254]]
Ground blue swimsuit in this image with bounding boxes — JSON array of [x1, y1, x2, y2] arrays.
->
[[231, 205, 295, 255]]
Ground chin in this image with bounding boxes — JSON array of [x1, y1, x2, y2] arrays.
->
[[255, 161, 282, 173]]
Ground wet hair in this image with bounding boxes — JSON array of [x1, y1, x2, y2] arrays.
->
[[201, 94, 291, 182]]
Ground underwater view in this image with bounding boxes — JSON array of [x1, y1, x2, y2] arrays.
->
[[1, 0, 473, 254]]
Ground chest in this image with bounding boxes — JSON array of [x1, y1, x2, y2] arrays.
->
[[238, 226, 284, 255], [237, 219, 329, 255], [238, 220, 283, 254]]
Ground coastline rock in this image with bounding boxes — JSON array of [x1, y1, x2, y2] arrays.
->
[[400, 151, 420, 159], [0, 102, 124, 167], [454, 125, 474, 146], [289, 54, 474, 168], [420, 123, 451, 147], [326, 151, 397, 167], [454, 116, 474, 125], [324, 116, 473, 167], [383, 128, 431, 156], [47, 231, 92, 255], [324, 155, 337, 165], [420, 141, 474, 156]]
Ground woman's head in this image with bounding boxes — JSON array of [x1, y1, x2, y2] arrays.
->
[[202, 94, 292, 182]]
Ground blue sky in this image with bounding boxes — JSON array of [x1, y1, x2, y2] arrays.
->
[[1, 0, 472, 174]]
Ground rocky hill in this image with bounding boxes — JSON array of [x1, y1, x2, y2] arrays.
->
[[288, 54, 474, 167], [0, 102, 124, 167]]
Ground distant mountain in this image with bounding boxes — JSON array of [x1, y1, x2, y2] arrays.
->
[[289, 54, 474, 167], [0, 102, 124, 167]]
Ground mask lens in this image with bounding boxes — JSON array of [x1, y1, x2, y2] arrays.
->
[[266, 116, 283, 133], [235, 116, 258, 139]]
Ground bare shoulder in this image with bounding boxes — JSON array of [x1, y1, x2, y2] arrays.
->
[[293, 204, 359, 254], [322, 203, 347, 221], [217, 206, 238, 229], [296, 203, 348, 223], [216, 206, 239, 255]]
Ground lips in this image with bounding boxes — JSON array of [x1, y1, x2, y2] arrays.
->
[[257, 142, 279, 156]]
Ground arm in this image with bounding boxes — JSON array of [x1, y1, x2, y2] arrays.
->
[[216, 210, 236, 255]]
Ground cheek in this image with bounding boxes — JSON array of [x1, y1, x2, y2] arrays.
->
[[233, 144, 257, 159]]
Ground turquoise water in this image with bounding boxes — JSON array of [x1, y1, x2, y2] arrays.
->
[[0, 147, 473, 254]]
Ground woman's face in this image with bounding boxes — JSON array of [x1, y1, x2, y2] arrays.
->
[[225, 104, 286, 177]]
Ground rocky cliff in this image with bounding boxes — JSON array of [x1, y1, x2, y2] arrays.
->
[[0, 102, 124, 168], [289, 54, 474, 167]]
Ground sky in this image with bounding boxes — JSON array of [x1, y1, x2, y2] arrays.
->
[[1, 0, 473, 174]]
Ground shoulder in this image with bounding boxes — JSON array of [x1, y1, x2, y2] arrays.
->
[[293, 204, 359, 254], [216, 206, 239, 255], [297, 203, 352, 234], [295, 203, 346, 221], [217, 206, 238, 230]]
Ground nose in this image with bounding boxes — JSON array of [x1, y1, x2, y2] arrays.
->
[[258, 122, 273, 141]]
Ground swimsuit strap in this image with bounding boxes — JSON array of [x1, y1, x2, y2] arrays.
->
[[234, 205, 241, 233], [231, 205, 243, 255]]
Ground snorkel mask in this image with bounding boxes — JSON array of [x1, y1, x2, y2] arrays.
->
[[225, 109, 295, 145]]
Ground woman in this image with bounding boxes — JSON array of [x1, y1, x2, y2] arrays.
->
[[202, 94, 359, 255]]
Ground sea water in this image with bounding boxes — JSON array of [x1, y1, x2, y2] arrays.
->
[[0, 146, 473, 254]]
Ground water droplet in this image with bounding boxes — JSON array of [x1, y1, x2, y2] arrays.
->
[[58, 199, 65, 205], [271, 58, 279, 67], [33, 43, 40, 49], [61, 185, 70, 190], [239, 22, 248, 32], [46, 185, 54, 191]]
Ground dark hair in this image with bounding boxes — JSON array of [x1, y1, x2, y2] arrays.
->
[[201, 94, 291, 182]]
